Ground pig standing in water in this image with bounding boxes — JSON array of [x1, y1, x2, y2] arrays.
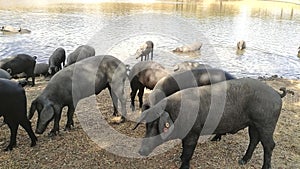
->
[[0, 79, 37, 151], [173, 41, 202, 53], [1, 26, 31, 33], [136, 41, 154, 61], [135, 78, 286, 169], [237, 40, 246, 50], [1, 25, 18, 33]]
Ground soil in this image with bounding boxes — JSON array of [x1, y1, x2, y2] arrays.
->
[[0, 76, 299, 169]]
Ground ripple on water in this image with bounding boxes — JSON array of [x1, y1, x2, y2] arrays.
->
[[0, 4, 300, 79]]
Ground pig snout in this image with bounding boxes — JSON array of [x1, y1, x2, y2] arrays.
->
[[138, 147, 151, 156], [35, 124, 46, 134], [138, 137, 162, 156], [35, 129, 43, 134]]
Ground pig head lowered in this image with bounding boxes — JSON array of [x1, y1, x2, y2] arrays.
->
[[135, 78, 286, 169], [29, 55, 127, 136]]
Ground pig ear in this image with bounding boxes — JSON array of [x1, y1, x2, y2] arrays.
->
[[39, 104, 55, 125], [141, 101, 150, 112], [132, 110, 148, 130], [158, 111, 174, 139], [28, 100, 37, 120], [6, 68, 12, 74], [132, 106, 163, 130]]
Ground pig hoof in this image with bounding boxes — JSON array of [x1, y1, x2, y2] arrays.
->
[[179, 164, 189, 169], [64, 126, 72, 131], [120, 116, 126, 123], [238, 159, 247, 165], [48, 131, 57, 137], [30, 141, 37, 147], [179, 155, 183, 161], [4, 144, 15, 151], [4, 147, 11, 151], [130, 104, 135, 111], [211, 135, 222, 141]]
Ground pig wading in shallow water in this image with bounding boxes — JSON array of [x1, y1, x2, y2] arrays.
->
[[128, 61, 169, 111], [134, 78, 286, 169], [29, 55, 127, 136], [0, 79, 37, 151], [135, 41, 154, 61], [1, 26, 31, 34], [237, 40, 246, 50], [173, 41, 202, 53]]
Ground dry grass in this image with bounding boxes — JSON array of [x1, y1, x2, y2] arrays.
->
[[0, 76, 299, 169]]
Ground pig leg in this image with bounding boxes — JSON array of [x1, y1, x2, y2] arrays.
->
[[25, 72, 35, 86], [137, 86, 145, 109], [19, 119, 37, 147], [5, 121, 19, 151], [65, 105, 75, 131], [145, 54, 149, 61], [239, 126, 260, 165], [130, 82, 138, 111], [49, 107, 62, 136], [180, 133, 199, 169], [108, 85, 118, 116], [31, 74, 35, 86], [259, 131, 275, 169], [110, 80, 127, 119], [151, 49, 154, 60], [138, 54, 143, 61], [211, 134, 222, 141]]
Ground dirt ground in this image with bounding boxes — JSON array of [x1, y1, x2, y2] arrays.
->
[[0, 76, 299, 169]]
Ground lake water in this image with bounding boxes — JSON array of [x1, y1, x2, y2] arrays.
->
[[0, 0, 300, 78]]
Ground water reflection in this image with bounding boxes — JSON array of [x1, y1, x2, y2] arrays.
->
[[0, 0, 299, 78]]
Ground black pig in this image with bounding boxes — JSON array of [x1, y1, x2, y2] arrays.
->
[[134, 78, 286, 169], [128, 61, 169, 111], [0, 79, 37, 150], [65, 45, 95, 67], [29, 55, 127, 136], [0, 54, 36, 86], [48, 47, 66, 75]]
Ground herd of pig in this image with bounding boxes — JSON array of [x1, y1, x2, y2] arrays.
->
[[0, 41, 288, 169]]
